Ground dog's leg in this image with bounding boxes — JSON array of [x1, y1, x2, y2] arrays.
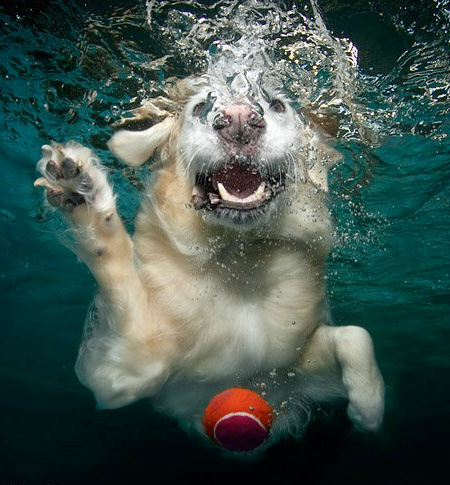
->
[[34, 141, 134, 288], [300, 325, 384, 432], [35, 141, 171, 408]]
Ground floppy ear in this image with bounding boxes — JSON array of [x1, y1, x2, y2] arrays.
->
[[307, 161, 331, 192], [306, 139, 342, 193], [299, 109, 341, 192], [107, 116, 176, 167]]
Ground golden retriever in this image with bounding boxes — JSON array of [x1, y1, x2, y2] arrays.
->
[[34, 65, 384, 449]]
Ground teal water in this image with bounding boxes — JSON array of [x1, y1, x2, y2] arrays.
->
[[1, 0, 449, 483]]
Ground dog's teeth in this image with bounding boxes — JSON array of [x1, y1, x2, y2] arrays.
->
[[217, 182, 231, 201], [192, 186, 207, 209], [252, 182, 266, 200], [217, 182, 266, 204], [209, 193, 221, 204]]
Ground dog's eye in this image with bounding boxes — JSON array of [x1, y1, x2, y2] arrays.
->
[[269, 99, 286, 113], [193, 102, 205, 117]]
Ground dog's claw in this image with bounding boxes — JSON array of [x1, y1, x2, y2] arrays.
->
[[41, 144, 53, 156], [34, 177, 53, 189]]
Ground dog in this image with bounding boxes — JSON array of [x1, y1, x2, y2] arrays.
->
[[34, 49, 384, 449]]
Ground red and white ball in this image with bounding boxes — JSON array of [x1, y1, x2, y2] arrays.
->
[[203, 388, 274, 452]]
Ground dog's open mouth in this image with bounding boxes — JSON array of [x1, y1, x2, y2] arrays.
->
[[191, 162, 286, 215]]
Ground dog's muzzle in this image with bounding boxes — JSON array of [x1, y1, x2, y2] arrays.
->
[[190, 100, 287, 223], [212, 103, 266, 156]]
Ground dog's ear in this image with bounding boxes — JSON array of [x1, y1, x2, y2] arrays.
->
[[306, 140, 342, 193], [301, 110, 340, 139], [299, 109, 341, 192], [307, 159, 331, 192], [107, 116, 176, 167], [107, 76, 206, 167]]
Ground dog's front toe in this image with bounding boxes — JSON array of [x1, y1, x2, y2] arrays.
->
[[60, 157, 80, 179], [45, 159, 61, 179]]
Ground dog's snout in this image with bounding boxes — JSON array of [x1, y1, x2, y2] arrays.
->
[[212, 112, 232, 130], [213, 104, 266, 146]]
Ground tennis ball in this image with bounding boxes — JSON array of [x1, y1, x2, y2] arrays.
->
[[203, 387, 274, 452]]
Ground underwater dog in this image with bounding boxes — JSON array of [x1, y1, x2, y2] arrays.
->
[[34, 55, 384, 448]]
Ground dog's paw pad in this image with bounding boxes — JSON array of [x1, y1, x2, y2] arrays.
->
[[45, 159, 61, 179], [35, 141, 114, 213], [46, 189, 64, 207], [60, 157, 80, 179]]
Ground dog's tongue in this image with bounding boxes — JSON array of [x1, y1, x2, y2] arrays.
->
[[212, 164, 263, 198]]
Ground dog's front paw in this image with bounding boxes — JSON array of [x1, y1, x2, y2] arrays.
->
[[34, 141, 115, 214]]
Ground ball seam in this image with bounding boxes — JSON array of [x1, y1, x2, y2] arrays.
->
[[213, 411, 268, 445]]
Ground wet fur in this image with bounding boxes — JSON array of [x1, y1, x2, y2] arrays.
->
[[35, 75, 384, 449]]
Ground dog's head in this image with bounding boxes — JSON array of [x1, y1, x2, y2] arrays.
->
[[177, 69, 302, 226], [108, 62, 339, 236]]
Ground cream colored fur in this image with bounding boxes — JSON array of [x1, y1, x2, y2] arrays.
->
[[35, 76, 384, 447]]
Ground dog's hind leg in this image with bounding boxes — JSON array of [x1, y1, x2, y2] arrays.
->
[[300, 325, 385, 432]]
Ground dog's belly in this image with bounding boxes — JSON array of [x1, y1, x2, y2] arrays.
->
[[178, 301, 294, 377], [134, 230, 329, 427], [171, 275, 326, 381]]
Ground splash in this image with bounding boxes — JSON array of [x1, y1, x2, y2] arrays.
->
[[146, 0, 450, 146], [2, 0, 448, 224], [146, 0, 368, 142]]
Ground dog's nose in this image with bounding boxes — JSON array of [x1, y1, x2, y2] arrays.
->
[[213, 104, 266, 145]]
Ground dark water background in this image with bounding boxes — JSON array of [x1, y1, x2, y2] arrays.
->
[[1, 0, 449, 483]]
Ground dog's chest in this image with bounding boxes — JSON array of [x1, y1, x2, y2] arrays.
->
[[177, 245, 324, 378]]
